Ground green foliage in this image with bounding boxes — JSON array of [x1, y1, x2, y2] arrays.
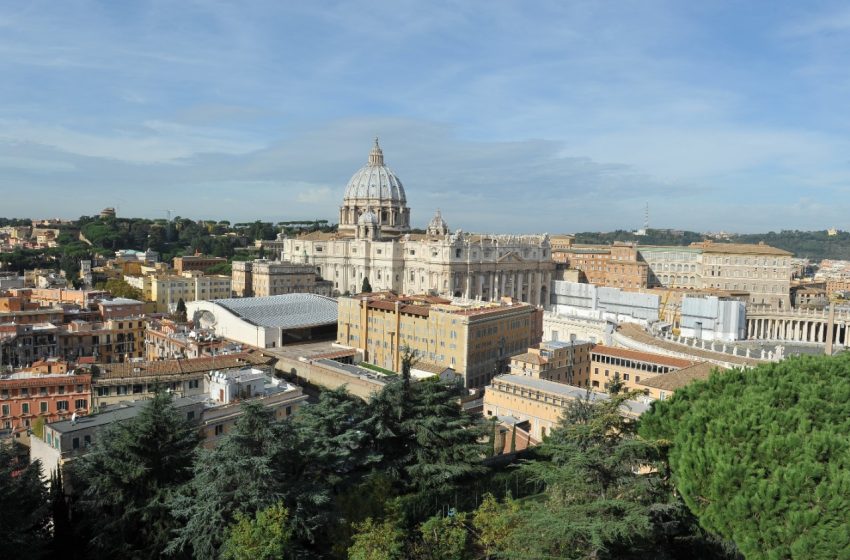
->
[[73, 390, 199, 558], [169, 403, 290, 558], [221, 502, 291, 560], [416, 513, 471, 560], [97, 277, 143, 300], [175, 298, 188, 323], [362, 276, 373, 293], [366, 374, 486, 501], [641, 354, 850, 559], [607, 371, 625, 395], [573, 228, 850, 261], [348, 517, 407, 560], [0, 443, 50, 558], [471, 493, 520, 559]]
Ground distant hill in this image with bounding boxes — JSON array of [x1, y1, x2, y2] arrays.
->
[[572, 229, 850, 261]]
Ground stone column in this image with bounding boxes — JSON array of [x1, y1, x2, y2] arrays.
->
[[489, 272, 496, 301], [517, 271, 525, 302]]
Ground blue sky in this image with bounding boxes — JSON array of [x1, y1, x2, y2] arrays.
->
[[2, 1, 850, 233]]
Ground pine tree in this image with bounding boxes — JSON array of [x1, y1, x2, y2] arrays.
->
[[73, 390, 198, 558], [362, 276, 373, 293], [175, 297, 188, 323], [0, 443, 50, 559], [169, 402, 289, 559]]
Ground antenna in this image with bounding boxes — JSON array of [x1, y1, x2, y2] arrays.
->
[[644, 202, 649, 230]]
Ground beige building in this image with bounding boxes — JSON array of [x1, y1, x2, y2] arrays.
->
[[282, 140, 555, 305], [589, 345, 695, 392], [509, 339, 592, 385], [150, 272, 232, 313], [232, 259, 331, 297], [336, 292, 543, 388], [484, 374, 648, 441], [694, 241, 792, 309]]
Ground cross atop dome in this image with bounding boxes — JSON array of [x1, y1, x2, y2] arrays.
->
[[368, 137, 384, 166]]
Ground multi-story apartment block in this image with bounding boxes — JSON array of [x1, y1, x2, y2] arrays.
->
[[145, 318, 230, 360], [509, 339, 592, 385], [59, 318, 146, 364], [150, 272, 232, 313], [0, 323, 60, 369], [337, 292, 543, 388], [232, 260, 331, 297], [0, 372, 91, 439]]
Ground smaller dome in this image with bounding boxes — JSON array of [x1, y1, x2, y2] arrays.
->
[[427, 209, 448, 236], [358, 208, 379, 226]]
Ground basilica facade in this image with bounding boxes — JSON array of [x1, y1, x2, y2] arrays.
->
[[281, 140, 555, 307]]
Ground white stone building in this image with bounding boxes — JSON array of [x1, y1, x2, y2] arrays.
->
[[282, 140, 555, 306]]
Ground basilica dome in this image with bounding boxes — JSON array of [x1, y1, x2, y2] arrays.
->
[[338, 139, 411, 238], [343, 140, 406, 204]]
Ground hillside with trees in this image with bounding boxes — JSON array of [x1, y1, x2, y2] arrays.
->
[[573, 229, 850, 260]]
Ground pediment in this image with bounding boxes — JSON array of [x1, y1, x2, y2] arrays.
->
[[497, 251, 525, 263]]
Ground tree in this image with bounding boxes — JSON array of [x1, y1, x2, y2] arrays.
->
[[0, 443, 50, 558], [471, 493, 520, 560], [641, 354, 850, 559], [607, 371, 625, 395], [73, 390, 199, 558], [286, 387, 380, 546], [175, 298, 188, 323], [221, 502, 291, 560], [365, 349, 486, 502], [416, 513, 470, 560], [98, 278, 143, 300], [362, 276, 373, 293], [504, 391, 668, 559], [348, 517, 407, 560], [169, 403, 290, 559]]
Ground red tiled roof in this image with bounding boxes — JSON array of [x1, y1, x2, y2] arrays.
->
[[591, 345, 694, 368]]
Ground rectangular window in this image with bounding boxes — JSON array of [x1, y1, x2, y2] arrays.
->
[[1, 404, 8, 416], [187, 411, 195, 421], [132, 385, 143, 394], [57, 401, 69, 411], [21, 388, 29, 397], [214, 424, 224, 436], [58, 386, 65, 395], [40, 401, 48, 413], [22, 403, 29, 414], [75, 399, 87, 410], [117, 386, 128, 395], [39, 387, 47, 396], [84, 435, 91, 447], [72, 437, 80, 450], [285, 406, 292, 416]]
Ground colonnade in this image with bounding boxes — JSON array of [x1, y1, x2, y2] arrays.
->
[[747, 315, 849, 345], [451, 269, 553, 307]]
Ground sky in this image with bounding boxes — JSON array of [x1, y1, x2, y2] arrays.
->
[[2, 0, 850, 233]]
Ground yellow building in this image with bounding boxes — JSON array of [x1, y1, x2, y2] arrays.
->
[[509, 339, 592, 385], [589, 345, 695, 392], [484, 374, 648, 441], [337, 292, 543, 388], [150, 272, 232, 313]]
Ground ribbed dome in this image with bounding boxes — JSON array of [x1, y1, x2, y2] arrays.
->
[[343, 138, 407, 204]]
